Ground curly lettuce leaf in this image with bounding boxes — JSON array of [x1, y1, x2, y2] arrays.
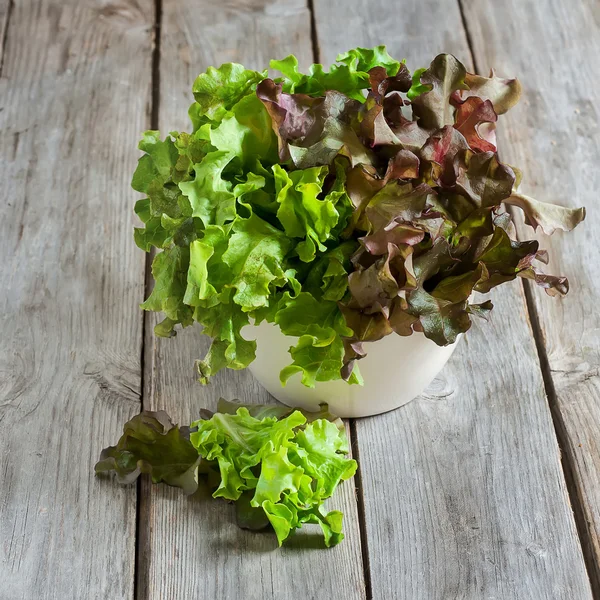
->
[[141, 245, 194, 336], [271, 291, 355, 386], [280, 335, 347, 388], [273, 164, 350, 261], [184, 227, 230, 309], [190, 63, 266, 123], [365, 182, 433, 230], [178, 151, 237, 227], [191, 406, 356, 546], [411, 54, 468, 129], [95, 411, 201, 495], [208, 93, 278, 166], [504, 192, 586, 235], [133, 198, 170, 251], [131, 131, 202, 251], [257, 80, 372, 168], [453, 97, 498, 152], [271, 54, 369, 101], [194, 300, 257, 384], [336, 45, 401, 76], [271, 46, 400, 103], [458, 69, 522, 115], [403, 248, 489, 345], [131, 131, 179, 193], [222, 213, 293, 309]]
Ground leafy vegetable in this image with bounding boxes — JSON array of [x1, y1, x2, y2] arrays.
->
[[95, 411, 201, 494], [96, 402, 356, 547], [132, 47, 584, 385]]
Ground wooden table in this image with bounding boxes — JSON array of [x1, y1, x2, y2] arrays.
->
[[1, 0, 599, 597]]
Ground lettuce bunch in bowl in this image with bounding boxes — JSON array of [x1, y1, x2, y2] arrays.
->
[[132, 47, 585, 387]]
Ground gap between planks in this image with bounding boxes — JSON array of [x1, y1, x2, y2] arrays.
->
[[350, 419, 374, 600], [304, 0, 372, 595], [0, 0, 14, 77], [456, 1, 599, 595], [135, 0, 163, 598], [522, 279, 600, 598]]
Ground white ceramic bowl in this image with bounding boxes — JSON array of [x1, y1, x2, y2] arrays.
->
[[245, 321, 460, 418]]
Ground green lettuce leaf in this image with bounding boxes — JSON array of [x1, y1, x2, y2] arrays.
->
[[273, 164, 342, 261], [209, 93, 278, 166], [190, 405, 356, 546], [271, 55, 369, 101], [336, 46, 401, 76], [131, 131, 179, 193], [133, 198, 170, 251], [194, 300, 257, 383], [178, 151, 237, 227], [272, 291, 354, 386], [280, 335, 347, 388], [190, 63, 266, 123], [207, 399, 346, 434], [222, 213, 293, 309], [141, 245, 194, 336]]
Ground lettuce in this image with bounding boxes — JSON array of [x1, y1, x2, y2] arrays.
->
[[132, 48, 585, 385], [96, 402, 356, 547]]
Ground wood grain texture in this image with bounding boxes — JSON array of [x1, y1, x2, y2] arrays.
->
[[138, 2, 366, 598], [460, 0, 600, 587], [0, 0, 12, 74], [0, 0, 152, 598], [313, 0, 594, 597]]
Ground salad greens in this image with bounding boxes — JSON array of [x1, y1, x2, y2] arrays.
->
[[96, 401, 356, 547], [132, 46, 584, 387]]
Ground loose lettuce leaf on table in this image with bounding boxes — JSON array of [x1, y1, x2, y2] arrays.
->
[[96, 402, 355, 547], [206, 399, 346, 436], [191, 405, 356, 546], [95, 411, 201, 495]]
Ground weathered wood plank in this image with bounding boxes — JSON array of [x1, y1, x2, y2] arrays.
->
[[312, 1, 594, 598], [0, 0, 153, 598], [0, 0, 12, 71], [138, 2, 366, 598], [460, 0, 600, 587]]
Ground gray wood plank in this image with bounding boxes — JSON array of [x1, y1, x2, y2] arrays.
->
[[0, 0, 12, 71], [0, 1, 152, 598], [460, 0, 600, 587], [138, 2, 366, 598], [312, 1, 594, 598]]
